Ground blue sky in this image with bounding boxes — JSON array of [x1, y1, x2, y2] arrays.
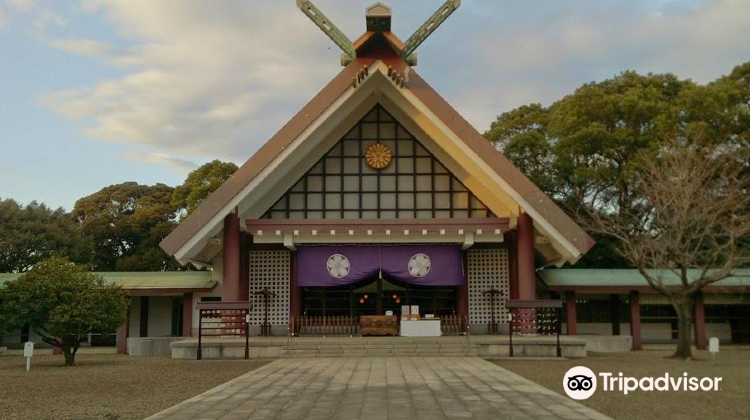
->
[[1, 0, 749, 210]]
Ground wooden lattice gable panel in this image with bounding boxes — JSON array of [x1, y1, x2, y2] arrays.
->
[[262, 104, 494, 220]]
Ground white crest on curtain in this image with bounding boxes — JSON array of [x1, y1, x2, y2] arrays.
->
[[326, 254, 350, 278], [408, 253, 431, 277]]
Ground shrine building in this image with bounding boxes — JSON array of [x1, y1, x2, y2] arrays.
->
[[4, 3, 750, 357], [156, 0, 595, 338]]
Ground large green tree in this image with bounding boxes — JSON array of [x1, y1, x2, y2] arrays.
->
[[0, 257, 129, 366], [72, 182, 179, 271], [171, 160, 238, 216], [485, 64, 750, 267], [0, 198, 90, 272]]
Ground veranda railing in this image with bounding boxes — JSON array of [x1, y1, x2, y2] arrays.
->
[[506, 300, 562, 357], [289, 316, 360, 337]]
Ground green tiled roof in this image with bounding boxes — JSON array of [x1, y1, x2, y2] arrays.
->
[[0, 271, 215, 291], [539, 269, 750, 288]]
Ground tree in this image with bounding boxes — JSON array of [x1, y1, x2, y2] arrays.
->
[[0, 257, 129, 366], [72, 182, 180, 271], [0, 198, 91, 272], [171, 160, 238, 216], [485, 66, 750, 267], [584, 138, 750, 359]]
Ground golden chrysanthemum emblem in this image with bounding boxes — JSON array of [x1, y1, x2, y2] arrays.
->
[[365, 143, 392, 169]]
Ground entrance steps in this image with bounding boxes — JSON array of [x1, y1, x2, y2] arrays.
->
[[281, 338, 478, 358], [169, 335, 594, 359]]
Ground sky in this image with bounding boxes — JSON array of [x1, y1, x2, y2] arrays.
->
[[1, 0, 749, 211]]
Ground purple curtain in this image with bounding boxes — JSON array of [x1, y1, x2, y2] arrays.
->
[[296, 245, 464, 287]]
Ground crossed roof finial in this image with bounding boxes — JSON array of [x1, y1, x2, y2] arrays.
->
[[296, 1, 461, 66]]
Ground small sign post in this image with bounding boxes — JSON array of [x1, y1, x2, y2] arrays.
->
[[709, 337, 719, 359], [23, 341, 34, 372]]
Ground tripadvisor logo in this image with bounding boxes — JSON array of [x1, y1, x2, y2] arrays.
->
[[563, 366, 722, 400]]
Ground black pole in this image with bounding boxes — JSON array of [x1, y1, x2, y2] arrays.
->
[[245, 310, 250, 359], [509, 311, 514, 357], [556, 307, 562, 357], [197, 310, 203, 360]]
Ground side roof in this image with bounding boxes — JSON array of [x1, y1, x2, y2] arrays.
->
[[161, 44, 594, 260], [0, 271, 215, 291], [540, 269, 750, 290]]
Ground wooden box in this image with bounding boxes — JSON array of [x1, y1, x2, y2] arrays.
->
[[360, 315, 398, 336]]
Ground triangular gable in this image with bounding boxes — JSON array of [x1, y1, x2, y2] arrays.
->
[[262, 104, 494, 220], [161, 56, 594, 266]]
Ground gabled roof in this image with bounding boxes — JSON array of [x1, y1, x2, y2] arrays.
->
[[541, 269, 750, 291], [0, 271, 215, 293], [160, 36, 594, 265]]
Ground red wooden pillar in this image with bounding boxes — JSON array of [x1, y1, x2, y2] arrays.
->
[[222, 212, 242, 301], [116, 305, 130, 354], [516, 213, 536, 300], [239, 233, 250, 300], [182, 293, 193, 337], [694, 292, 707, 350], [630, 290, 642, 350], [116, 322, 128, 354], [565, 291, 577, 335], [507, 231, 519, 300], [457, 251, 469, 318], [290, 252, 302, 318]]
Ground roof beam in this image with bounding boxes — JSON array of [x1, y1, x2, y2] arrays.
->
[[297, 0, 356, 61], [401, 0, 461, 60]]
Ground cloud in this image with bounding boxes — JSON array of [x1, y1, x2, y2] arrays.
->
[[49, 38, 111, 58], [0, 6, 6, 30], [422, 0, 750, 128], [44, 0, 345, 161], [124, 152, 197, 173], [2, 0, 66, 30], [40, 0, 750, 168], [32, 8, 65, 27], [4, 0, 33, 12]]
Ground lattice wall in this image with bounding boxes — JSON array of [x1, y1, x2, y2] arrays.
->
[[468, 248, 510, 324], [248, 250, 290, 326]]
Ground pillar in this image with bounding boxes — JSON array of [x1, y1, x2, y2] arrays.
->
[[565, 291, 577, 335], [630, 291, 642, 350], [116, 307, 129, 355], [516, 213, 536, 300], [182, 293, 193, 337], [610, 294, 621, 335], [694, 292, 707, 350], [457, 251, 469, 318], [222, 212, 242, 301], [290, 252, 302, 318], [507, 231, 519, 300], [239, 233, 250, 300]]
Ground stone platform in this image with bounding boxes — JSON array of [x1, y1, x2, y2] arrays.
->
[[169, 335, 598, 359]]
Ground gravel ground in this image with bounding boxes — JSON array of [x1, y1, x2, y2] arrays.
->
[[493, 348, 750, 420], [0, 354, 268, 420]]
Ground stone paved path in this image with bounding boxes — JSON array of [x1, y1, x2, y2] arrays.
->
[[146, 358, 610, 420]]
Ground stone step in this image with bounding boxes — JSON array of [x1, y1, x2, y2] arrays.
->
[[281, 350, 479, 358]]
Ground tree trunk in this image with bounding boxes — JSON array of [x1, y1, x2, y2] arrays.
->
[[63, 349, 75, 366], [61, 338, 77, 366], [673, 296, 693, 359]]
